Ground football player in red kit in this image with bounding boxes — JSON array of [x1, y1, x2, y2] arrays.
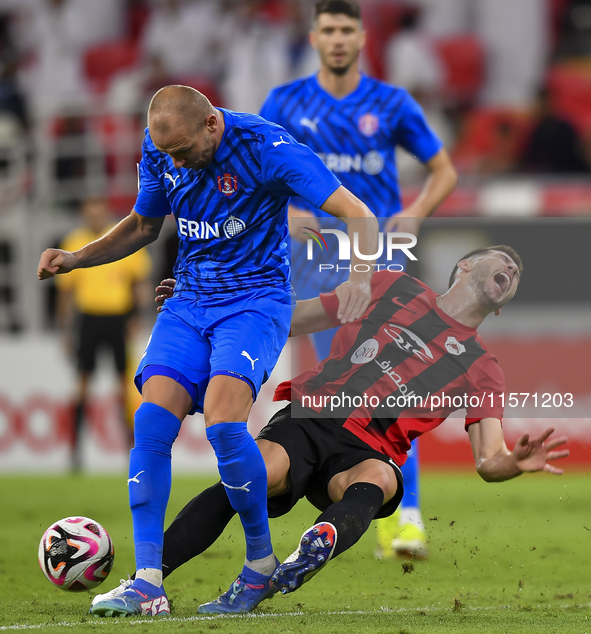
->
[[153, 245, 568, 613]]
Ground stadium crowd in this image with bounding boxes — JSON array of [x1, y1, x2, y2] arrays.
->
[[0, 0, 588, 185]]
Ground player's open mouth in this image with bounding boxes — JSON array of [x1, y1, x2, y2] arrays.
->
[[494, 271, 511, 293]]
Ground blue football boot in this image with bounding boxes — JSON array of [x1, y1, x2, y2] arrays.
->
[[90, 578, 170, 617], [198, 561, 279, 614]]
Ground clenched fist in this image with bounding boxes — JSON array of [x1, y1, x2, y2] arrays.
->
[[38, 249, 77, 280]]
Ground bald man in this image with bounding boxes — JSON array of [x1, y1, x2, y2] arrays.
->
[[38, 85, 378, 617]]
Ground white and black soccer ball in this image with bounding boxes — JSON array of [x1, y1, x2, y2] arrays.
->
[[38, 516, 114, 592]]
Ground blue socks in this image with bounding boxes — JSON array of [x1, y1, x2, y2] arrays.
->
[[129, 403, 182, 571], [206, 422, 272, 561], [401, 438, 420, 509]]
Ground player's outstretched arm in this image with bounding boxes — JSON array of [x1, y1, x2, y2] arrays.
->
[[467, 418, 569, 482], [38, 211, 164, 280], [288, 204, 321, 242], [290, 297, 334, 337], [320, 186, 378, 324]]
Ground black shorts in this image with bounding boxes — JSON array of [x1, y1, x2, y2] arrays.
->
[[76, 313, 129, 374], [257, 403, 404, 520]]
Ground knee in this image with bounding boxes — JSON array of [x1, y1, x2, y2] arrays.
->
[[265, 462, 289, 497], [203, 376, 254, 427], [339, 463, 398, 504], [204, 409, 228, 428], [203, 403, 250, 427], [374, 467, 399, 503]]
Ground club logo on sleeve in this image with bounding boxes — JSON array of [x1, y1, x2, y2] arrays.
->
[[445, 336, 466, 356], [223, 215, 246, 238], [350, 338, 379, 364], [358, 113, 379, 137], [218, 173, 238, 197]]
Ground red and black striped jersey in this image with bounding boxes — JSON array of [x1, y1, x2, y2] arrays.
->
[[274, 271, 505, 465]]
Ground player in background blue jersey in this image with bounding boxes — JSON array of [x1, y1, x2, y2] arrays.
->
[[260, 0, 458, 560], [38, 85, 378, 616]]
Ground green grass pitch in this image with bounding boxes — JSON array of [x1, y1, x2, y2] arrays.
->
[[0, 471, 589, 633]]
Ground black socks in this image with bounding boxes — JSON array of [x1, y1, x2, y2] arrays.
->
[[162, 481, 236, 579], [315, 482, 385, 559]]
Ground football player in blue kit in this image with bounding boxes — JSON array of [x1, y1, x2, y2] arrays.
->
[[260, 0, 457, 560], [38, 85, 378, 617]]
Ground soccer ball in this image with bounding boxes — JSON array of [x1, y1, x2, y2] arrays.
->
[[38, 516, 114, 592]]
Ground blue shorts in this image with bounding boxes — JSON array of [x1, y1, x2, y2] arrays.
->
[[135, 286, 293, 415]]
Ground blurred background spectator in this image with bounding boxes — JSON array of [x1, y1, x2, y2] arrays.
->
[[55, 196, 152, 470], [141, 0, 222, 82], [519, 86, 590, 174], [476, 0, 548, 108], [221, 0, 293, 113], [16, 0, 125, 118], [386, 9, 443, 97], [554, 0, 591, 59], [0, 10, 27, 131]]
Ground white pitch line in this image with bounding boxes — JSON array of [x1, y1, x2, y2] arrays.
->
[[1, 604, 590, 631]]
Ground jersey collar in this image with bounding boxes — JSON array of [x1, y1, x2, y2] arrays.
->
[[311, 73, 369, 104]]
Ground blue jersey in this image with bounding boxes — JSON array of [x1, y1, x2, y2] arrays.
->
[[260, 74, 442, 218], [134, 108, 341, 296]]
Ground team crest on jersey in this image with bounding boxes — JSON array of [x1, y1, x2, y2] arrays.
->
[[218, 173, 239, 197], [223, 215, 246, 239], [445, 336, 466, 356], [358, 113, 379, 137]]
